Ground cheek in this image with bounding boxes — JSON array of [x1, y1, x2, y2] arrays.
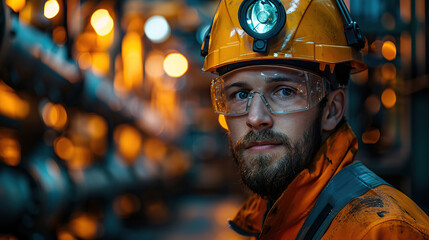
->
[[225, 107, 321, 143], [272, 109, 320, 139], [225, 117, 246, 143]]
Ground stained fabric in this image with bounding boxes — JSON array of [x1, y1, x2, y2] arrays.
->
[[229, 123, 429, 239]]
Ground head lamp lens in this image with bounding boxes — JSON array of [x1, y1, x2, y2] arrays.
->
[[239, 0, 286, 40], [247, 0, 278, 34]]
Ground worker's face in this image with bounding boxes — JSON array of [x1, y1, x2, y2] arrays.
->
[[225, 70, 323, 200]]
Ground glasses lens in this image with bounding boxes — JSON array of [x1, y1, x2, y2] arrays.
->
[[211, 65, 326, 116], [246, 0, 278, 34]]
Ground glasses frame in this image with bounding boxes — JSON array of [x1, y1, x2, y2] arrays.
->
[[211, 65, 330, 117]]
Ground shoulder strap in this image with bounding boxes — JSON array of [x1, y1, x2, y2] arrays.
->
[[296, 161, 391, 240]]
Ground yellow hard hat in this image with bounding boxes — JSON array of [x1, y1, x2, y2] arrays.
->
[[201, 0, 367, 75]]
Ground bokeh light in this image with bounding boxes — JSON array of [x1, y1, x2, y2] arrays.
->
[[54, 136, 75, 161], [6, 0, 26, 12], [0, 136, 21, 166], [91, 9, 114, 36], [70, 214, 99, 240], [68, 146, 92, 169], [382, 41, 397, 61], [163, 53, 188, 78], [381, 63, 397, 82], [145, 50, 165, 78], [42, 102, 68, 130], [113, 193, 141, 218], [44, 0, 60, 19], [362, 128, 381, 144], [87, 114, 107, 140], [77, 52, 92, 70], [53, 26, 67, 45], [0, 82, 30, 120], [370, 40, 383, 56], [57, 231, 76, 240], [122, 32, 143, 90], [144, 15, 171, 43], [365, 95, 381, 115], [143, 137, 167, 162], [381, 88, 397, 108], [114, 125, 142, 164], [91, 52, 110, 75]]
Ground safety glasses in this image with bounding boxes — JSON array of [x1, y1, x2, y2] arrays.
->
[[211, 65, 328, 116]]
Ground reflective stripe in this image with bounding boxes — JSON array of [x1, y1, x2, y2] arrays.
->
[[296, 161, 391, 240]]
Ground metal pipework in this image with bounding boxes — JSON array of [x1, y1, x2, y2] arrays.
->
[[0, 2, 83, 105]]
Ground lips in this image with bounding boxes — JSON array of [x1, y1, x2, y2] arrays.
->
[[245, 141, 282, 149]]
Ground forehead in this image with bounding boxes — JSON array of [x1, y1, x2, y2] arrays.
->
[[222, 65, 308, 85]]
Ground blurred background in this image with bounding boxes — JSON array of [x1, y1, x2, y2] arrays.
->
[[0, 0, 427, 239]]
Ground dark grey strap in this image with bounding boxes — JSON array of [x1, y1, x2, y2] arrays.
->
[[296, 161, 390, 240]]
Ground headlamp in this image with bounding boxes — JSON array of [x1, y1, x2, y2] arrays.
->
[[238, 0, 286, 53]]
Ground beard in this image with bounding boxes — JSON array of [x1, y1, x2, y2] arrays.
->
[[229, 116, 322, 200]]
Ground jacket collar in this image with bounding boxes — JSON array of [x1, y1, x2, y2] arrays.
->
[[229, 123, 358, 238]]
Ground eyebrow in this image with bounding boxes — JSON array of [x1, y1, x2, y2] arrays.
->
[[224, 76, 301, 90], [224, 82, 250, 91], [266, 76, 300, 83]]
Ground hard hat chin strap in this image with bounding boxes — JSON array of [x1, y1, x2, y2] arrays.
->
[[335, 0, 366, 49]]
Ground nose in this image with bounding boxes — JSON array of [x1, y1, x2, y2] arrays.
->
[[246, 93, 273, 130]]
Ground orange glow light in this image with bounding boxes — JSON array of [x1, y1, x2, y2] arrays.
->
[[382, 41, 397, 61], [75, 32, 97, 52], [44, 0, 60, 19], [218, 115, 228, 130], [146, 202, 169, 224], [6, 0, 26, 12], [68, 146, 92, 169], [143, 137, 167, 162], [381, 63, 397, 82], [54, 137, 75, 161], [18, 1, 32, 24], [400, 0, 411, 23], [91, 52, 110, 75], [87, 114, 107, 139], [70, 214, 98, 239], [362, 128, 381, 144], [0, 82, 30, 120], [77, 52, 92, 70], [365, 95, 381, 115], [91, 9, 114, 36], [113, 194, 141, 218], [0, 137, 21, 166], [57, 231, 76, 240], [53, 26, 66, 45], [370, 40, 383, 55], [145, 50, 165, 79], [122, 32, 143, 90], [114, 125, 142, 163], [42, 102, 68, 130], [381, 88, 397, 108], [163, 53, 188, 78]]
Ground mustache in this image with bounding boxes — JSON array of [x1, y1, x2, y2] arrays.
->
[[234, 129, 292, 150]]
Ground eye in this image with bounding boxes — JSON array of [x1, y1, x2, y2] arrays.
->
[[234, 90, 250, 100], [275, 87, 297, 97]]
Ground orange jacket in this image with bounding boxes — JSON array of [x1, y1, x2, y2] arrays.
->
[[229, 123, 429, 239]]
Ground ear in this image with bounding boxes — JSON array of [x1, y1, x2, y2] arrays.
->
[[322, 89, 346, 132]]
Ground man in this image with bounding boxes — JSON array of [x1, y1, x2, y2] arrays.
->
[[201, 0, 429, 239]]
